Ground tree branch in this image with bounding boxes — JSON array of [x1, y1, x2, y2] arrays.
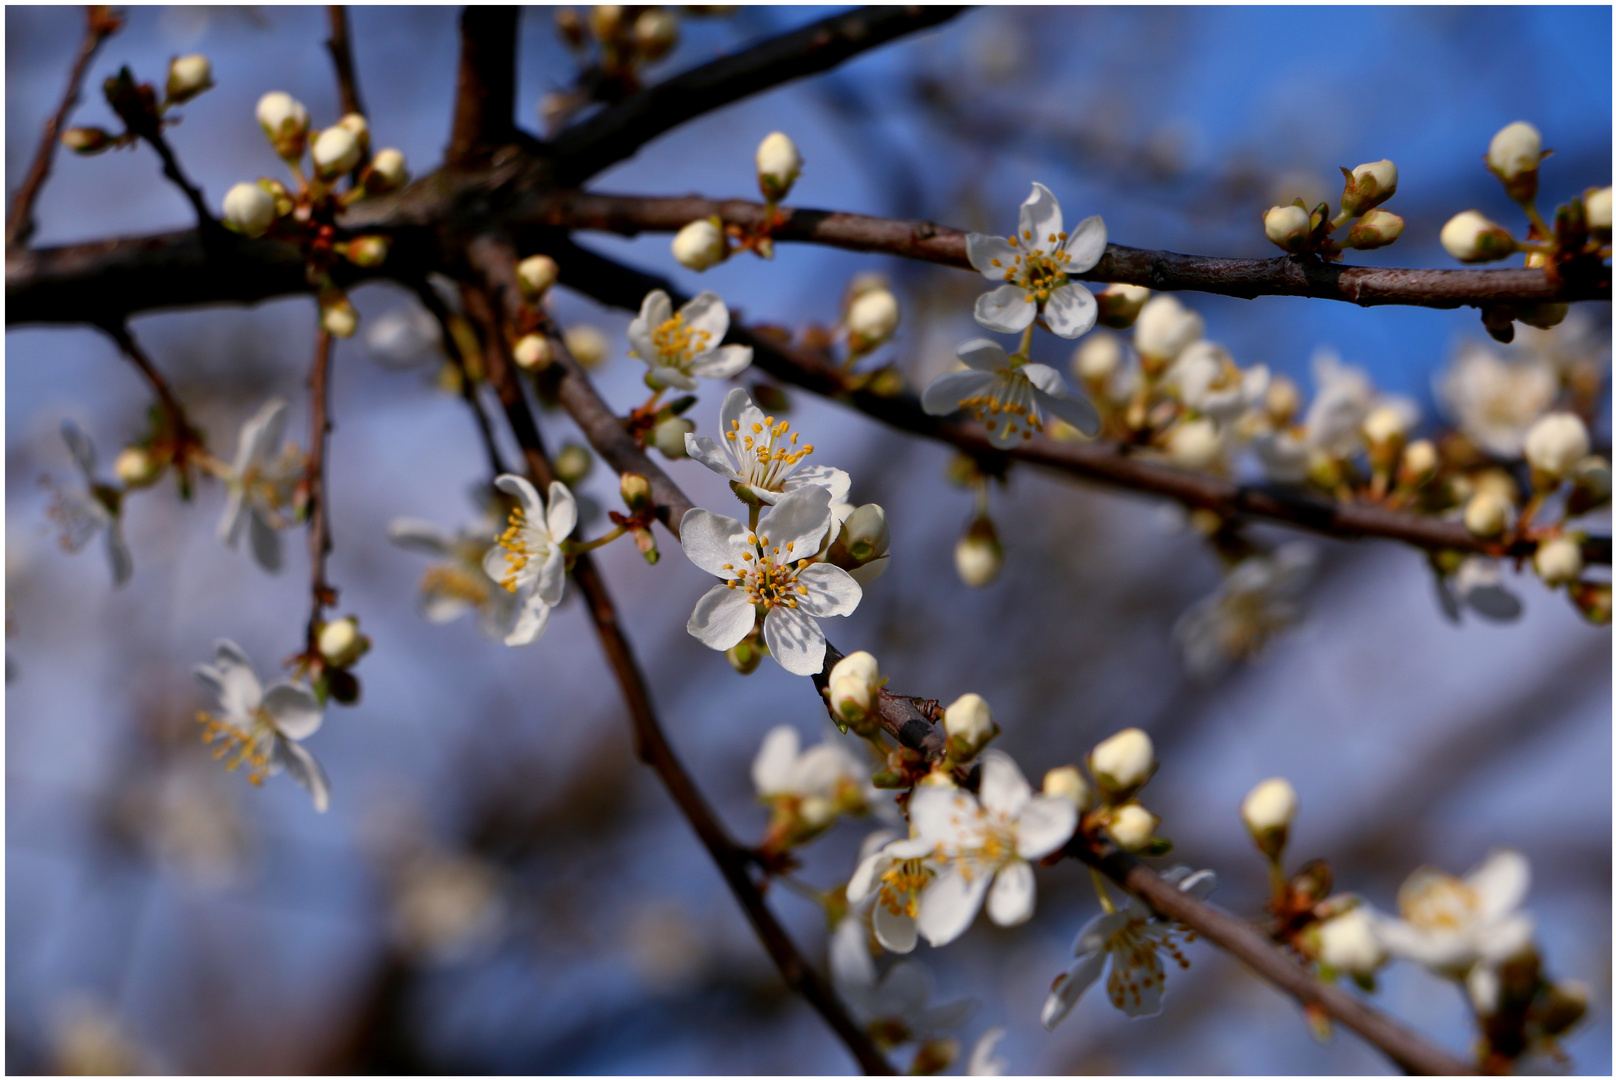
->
[[304, 328, 337, 649], [5, 5, 121, 250], [325, 5, 367, 120], [548, 6, 968, 185], [445, 5, 525, 167]]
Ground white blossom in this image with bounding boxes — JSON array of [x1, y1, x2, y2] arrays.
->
[[1441, 210, 1515, 263], [389, 515, 517, 637], [221, 182, 276, 238], [1436, 342, 1558, 458], [1090, 728, 1154, 795], [1263, 204, 1312, 252], [1316, 905, 1386, 978], [966, 1027, 1007, 1076], [755, 132, 802, 201], [218, 398, 300, 574], [366, 148, 408, 192], [965, 183, 1106, 338], [311, 125, 361, 178], [752, 725, 871, 819], [1133, 294, 1204, 365], [365, 304, 442, 369], [1487, 121, 1542, 181], [482, 475, 577, 647], [1169, 341, 1270, 424], [1174, 542, 1317, 679], [829, 917, 977, 1044], [922, 338, 1099, 447], [680, 484, 861, 676], [193, 639, 328, 811], [627, 290, 752, 390], [47, 421, 132, 587], [846, 829, 943, 954], [1042, 866, 1216, 1027], [685, 387, 850, 505], [1534, 537, 1583, 587], [671, 219, 727, 271], [1523, 412, 1591, 482]]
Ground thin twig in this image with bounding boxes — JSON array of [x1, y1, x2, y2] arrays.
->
[[325, 6, 367, 120], [97, 320, 201, 493], [304, 329, 337, 649], [410, 280, 509, 479], [5, 6, 121, 249]]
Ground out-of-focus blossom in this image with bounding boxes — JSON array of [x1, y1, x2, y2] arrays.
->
[[1173, 543, 1318, 678]]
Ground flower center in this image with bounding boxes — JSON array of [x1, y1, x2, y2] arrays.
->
[[878, 857, 935, 920], [43, 479, 109, 552], [1104, 915, 1191, 1011], [421, 564, 491, 606], [494, 507, 553, 593], [196, 708, 274, 786], [726, 415, 814, 490], [1405, 877, 1478, 931], [652, 314, 713, 371], [958, 373, 1043, 442], [992, 231, 1073, 304], [721, 531, 811, 610]]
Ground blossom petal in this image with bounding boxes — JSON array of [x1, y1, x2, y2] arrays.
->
[[907, 785, 970, 845], [689, 344, 752, 381], [218, 489, 247, 547], [421, 593, 473, 624], [534, 548, 566, 608], [277, 736, 330, 812], [1114, 951, 1166, 1017], [762, 604, 827, 676], [494, 474, 544, 519], [917, 865, 990, 946], [545, 481, 578, 542], [679, 508, 748, 577], [873, 903, 919, 954], [61, 420, 96, 479], [916, 995, 978, 1039], [718, 386, 759, 437], [1466, 849, 1530, 922], [249, 510, 282, 573], [974, 284, 1037, 334], [987, 861, 1036, 926], [956, 338, 1012, 373], [966, 1025, 1006, 1076], [1017, 182, 1063, 253], [685, 434, 741, 480], [1074, 911, 1128, 956], [687, 584, 756, 651], [849, 557, 888, 588], [965, 233, 1018, 281], [777, 465, 850, 506], [1042, 282, 1098, 339], [1035, 387, 1101, 438], [921, 370, 999, 417], [504, 589, 554, 646], [846, 850, 889, 904], [1061, 214, 1108, 272], [1014, 795, 1078, 859], [648, 365, 698, 392], [1042, 951, 1105, 1030], [1477, 913, 1536, 965], [263, 681, 323, 740], [794, 562, 861, 619], [209, 639, 262, 714], [237, 398, 288, 472], [628, 290, 671, 359], [104, 526, 133, 588], [752, 725, 800, 795], [756, 483, 833, 556], [387, 518, 454, 556], [977, 752, 1031, 820], [680, 290, 730, 344]]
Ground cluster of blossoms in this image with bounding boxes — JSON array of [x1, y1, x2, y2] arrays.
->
[[62, 52, 213, 157], [1262, 158, 1404, 258], [541, 5, 688, 130], [670, 130, 806, 271]]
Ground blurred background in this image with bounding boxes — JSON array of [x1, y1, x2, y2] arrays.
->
[[6, 5, 1611, 1074]]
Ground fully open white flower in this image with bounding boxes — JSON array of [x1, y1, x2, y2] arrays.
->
[[830, 917, 977, 1044], [389, 515, 516, 637], [1174, 543, 1317, 679], [193, 639, 328, 811], [1435, 556, 1523, 624], [752, 725, 871, 820], [627, 289, 752, 390], [1169, 341, 1270, 424], [966, 183, 1106, 338], [219, 398, 300, 574], [1041, 866, 1216, 1028], [680, 484, 861, 676], [907, 752, 1077, 946], [482, 475, 576, 647], [685, 387, 850, 505], [847, 830, 945, 954], [48, 421, 132, 587], [922, 339, 1100, 447], [1437, 343, 1558, 458]]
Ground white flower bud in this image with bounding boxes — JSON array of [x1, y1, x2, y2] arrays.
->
[[590, 4, 625, 41], [1362, 404, 1410, 446], [829, 651, 880, 725], [755, 131, 802, 201], [114, 447, 161, 488], [1440, 210, 1516, 263], [166, 54, 213, 104], [841, 504, 890, 563], [222, 182, 277, 239], [1463, 490, 1511, 539], [1339, 159, 1398, 215], [338, 112, 369, 149], [1346, 209, 1404, 251], [1133, 295, 1204, 365], [1401, 438, 1438, 483], [318, 616, 368, 668], [312, 126, 361, 178], [1166, 417, 1222, 470], [564, 325, 608, 369], [1042, 766, 1091, 809], [1265, 375, 1301, 426], [1571, 455, 1611, 508], [1090, 728, 1154, 797], [1241, 777, 1297, 859], [554, 443, 593, 486], [1316, 908, 1385, 977], [1534, 537, 1583, 587], [671, 219, 727, 271], [846, 288, 900, 351], [256, 91, 309, 149], [61, 127, 113, 154], [799, 795, 837, 832], [954, 521, 1002, 588], [517, 255, 560, 298], [1585, 186, 1612, 231], [1074, 334, 1122, 382], [513, 334, 553, 371], [1487, 121, 1542, 181], [365, 148, 408, 194], [322, 293, 359, 339], [1263, 205, 1313, 253], [1107, 804, 1155, 852], [1524, 413, 1590, 483], [633, 8, 679, 60], [619, 472, 652, 510], [1096, 283, 1150, 329], [653, 417, 695, 459], [943, 692, 994, 746]]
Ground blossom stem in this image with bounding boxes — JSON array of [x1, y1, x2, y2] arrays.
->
[[1090, 865, 1117, 915], [565, 523, 629, 556], [1520, 200, 1552, 240], [1014, 323, 1035, 362], [1267, 855, 1288, 905]]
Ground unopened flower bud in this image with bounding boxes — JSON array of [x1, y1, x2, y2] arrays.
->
[[1463, 490, 1511, 539], [222, 181, 277, 238], [799, 795, 836, 832], [1133, 295, 1203, 367], [1570, 580, 1612, 625], [1263, 205, 1313, 253], [1042, 766, 1091, 809], [1265, 375, 1300, 426], [828, 651, 880, 726], [1533, 536, 1582, 587], [338, 112, 369, 149], [590, 4, 625, 41], [517, 254, 560, 299], [943, 692, 994, 750], [554, 442, 593, 486], [846, 287, 900, 352], [1440, 210, 1516, 263], [513, 333, 553, 370], [1339, 160, 1399, 216], [755, 131, 802, 202], [1074, 334, 1122, 385], [620, 471, 652, 511], [653, 417, 695, 459], [1240, 777, 1297, 859], [312, 125, 361, 178], [1585, 186, 1612, 233], [841, 504, 889, 563], [1107, 803, 1156, 852], [1316, 908, 1385, 977], [1517, 302, 1568, 330], [1347, 209, 1404, 250], [1166, 417, 1222, 470], [321, 292, 359, 339], [1362, 404, 1410, 447], [954, 517, 1002, 588], [1524, 412, 1590, 485], [727, 636, 764, 675], [256, 91, 309, 157], [1090, 727, 1154, 799], [1569, 455, 1611, 515], [671, 218, 727, 271], [633, 8, 679, 60], [564, 325, 608, 369], [114, 446, 161, 488], [364, 148, 408, 194], [318, 616, 369, 668], [1400, 438, 1438, 486], [165, 54, 213, 104], [1096, 283, 1150, 329], [1486, 121, 1543, 199], [345, 235, 390, 268], [61, 126, 113, 154]]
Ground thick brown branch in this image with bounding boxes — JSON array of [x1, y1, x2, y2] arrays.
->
[[460, 241, 892, 1074], [445, 6, 523, 167], [548, 6, 968, 185], [546, 238, 1610, 566], [325, 6, 367, 120], [304, 329, 337, 648], [528, 191, 1612, 308], [6, 6, 121, 250]]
